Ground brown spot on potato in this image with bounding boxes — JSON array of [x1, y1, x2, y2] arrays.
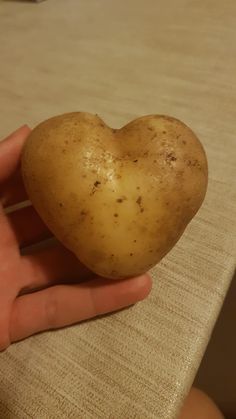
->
[[136, 186, 140, 190], [116, 196, 127, 203], [130, 253, 133, 256], [94, 180, 101, 187], [59, 202, 63, 207], [133, 239, 137, 243], [166, 152, 177, 162], [187, 159, 201, 169], [136, 196, 144, 212], [80, 210, 87, 216], [162, 130, 166, 134], [90, 180, 102, 195], [133, 159, 138, 163], [182, 140, 186, 145], [114, 213, 119, 217]]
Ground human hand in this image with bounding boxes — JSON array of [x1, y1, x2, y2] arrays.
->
[[0, 126, 152, 351]]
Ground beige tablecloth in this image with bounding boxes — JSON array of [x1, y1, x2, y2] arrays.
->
[[0, 1, 235, 418]]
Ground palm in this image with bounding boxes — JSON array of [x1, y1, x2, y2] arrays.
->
[[0, 126, 151, 351]]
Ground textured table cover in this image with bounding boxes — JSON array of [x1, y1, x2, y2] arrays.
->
[[0, 1, 236, 418]]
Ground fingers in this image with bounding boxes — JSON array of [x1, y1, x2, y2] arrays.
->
[[0, 293, 15, 351], [10, 274, 152, 343], [0, 125, 31, 183], [20, 243, 92, 292], [0, 202, 51, 252], [1, 168, 28, 208], [0, 205, 18, 248], [7, 205, 51, 248], [0, 126, 31, 208]]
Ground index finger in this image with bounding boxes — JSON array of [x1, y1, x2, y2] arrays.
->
[[10, 274, 152, 344]]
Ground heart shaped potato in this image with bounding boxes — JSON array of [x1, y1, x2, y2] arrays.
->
[[21, 113, 208, 279]]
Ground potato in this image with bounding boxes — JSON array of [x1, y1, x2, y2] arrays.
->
[[21, 112, 208, 279]]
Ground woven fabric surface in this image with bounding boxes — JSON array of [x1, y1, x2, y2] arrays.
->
[[0, 0, 235, 418]]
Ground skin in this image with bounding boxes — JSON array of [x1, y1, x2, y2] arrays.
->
[[22, 112, 208, 279], [179, 388, 224, 419], [0, 126, 152, 351]]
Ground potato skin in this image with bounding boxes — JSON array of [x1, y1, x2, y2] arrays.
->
[[21, 112, 208, 279]]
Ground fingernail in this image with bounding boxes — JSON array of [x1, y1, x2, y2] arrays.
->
[[117, 273, 152, 304], [132, 273, 152, 300]]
